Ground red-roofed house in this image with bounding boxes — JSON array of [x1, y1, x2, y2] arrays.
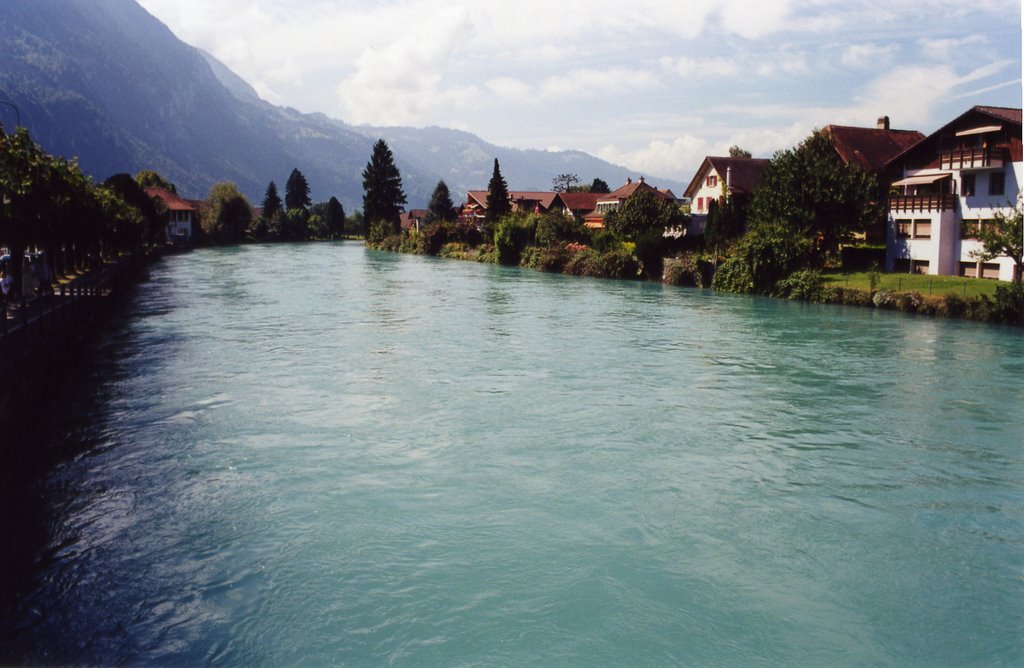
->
[[684, 157, 770, 235], [146, 187, 199, 245], [400, 209, 429, 232], [584, 177, 680, 229], [886, 105, 1022, 281], [460, 190, 562, 224]]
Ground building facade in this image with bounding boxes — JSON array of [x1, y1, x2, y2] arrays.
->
[[886, 106, 1022, 281]]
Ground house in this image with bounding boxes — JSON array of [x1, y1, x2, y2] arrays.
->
[[459, 190, 561, 224], [400, 209, 429, 232], [683, 157, 770, 236], [552, 192, 602, 220], [584, 177, 679, 229], [145, 187, 200, 245], [885, 105, 1022, 281]]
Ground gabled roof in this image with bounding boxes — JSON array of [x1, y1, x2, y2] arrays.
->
[[555, 192, 601, 212], [145, 187, 198, 212], [683, 157, 770, 199], [825, 125, 925, 172], [599, 177, 676, 203], [886, 105, 1023, 168], [465, 190, 560, 211]]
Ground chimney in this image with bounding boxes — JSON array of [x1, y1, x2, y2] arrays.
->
[[638, 175, 645, 184], [726, 166, 732, 189], [877, 115, 890, 130], [627, 177, 632, 184]]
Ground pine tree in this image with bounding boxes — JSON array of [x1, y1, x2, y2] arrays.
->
[[362, 139, 407, 236], [285, 168, 311, 211], [485, 158, 510, 225], [426, 180, 455, 224], [326, 196, 346, 239], [262, 181, 283, 220]]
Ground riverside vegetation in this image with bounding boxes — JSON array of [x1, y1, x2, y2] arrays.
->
[[365, 133, 1024, 327]]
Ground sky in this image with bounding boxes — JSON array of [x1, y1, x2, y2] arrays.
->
[[135, 0, 1023, 182]]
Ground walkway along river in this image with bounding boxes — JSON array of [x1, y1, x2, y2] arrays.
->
[[1, 241, 1022, 665]]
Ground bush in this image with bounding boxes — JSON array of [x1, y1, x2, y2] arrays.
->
[[773, 269, 826, 301], [564, 248, 640, 279], [988, 281, 1024, 325], [535, 213, 588, 246], [634, 230, 667, 280], [494, 216, 536, 266], [711, 255, 755, 293]]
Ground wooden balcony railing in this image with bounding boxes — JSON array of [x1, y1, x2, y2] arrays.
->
[[888, 194, 957, 212], [939, 147, 1008, 170]]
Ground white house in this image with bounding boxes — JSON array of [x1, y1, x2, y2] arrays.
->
[[886, 106, 1022, 281], [683, 157, 770, 236], [146, 187, 200, 245]]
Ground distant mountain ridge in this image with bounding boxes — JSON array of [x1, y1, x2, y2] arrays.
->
[[0, 0, 681, 210]]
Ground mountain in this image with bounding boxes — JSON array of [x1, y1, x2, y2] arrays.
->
[[0, 0, 680, 210]]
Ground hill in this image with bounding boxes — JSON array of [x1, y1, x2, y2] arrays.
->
[[0, 0, 680, 210]]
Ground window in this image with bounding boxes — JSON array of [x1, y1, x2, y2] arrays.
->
[[961, 174, 975, 197], [960, 261, 978, 278], [982, 262, 1000, 279], [912, 259, 930, 274], [913, 219, 931, 239], [895, 219, 911, 238], [960, 219, 979, 239], [706, 175, 718, 188], [989, 172, 1005, 196]]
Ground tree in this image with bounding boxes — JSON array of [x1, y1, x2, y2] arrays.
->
[[728, 145, 753, 159], [485, 158, 510, 226], [104, 173, 161, 247], [325, 197, 346, 239], [604, 190, 686, 242], [262, 181, 283, 220], [746, 128, 881, 265], [552, 173, 580, 193], [285, 168, 311, 212], [426, 180, 455, 224], [972, 193, 1023, 284], [135, 169, 175, 192], [362, 139, 407, 237], [590, 178, 611, 194], [201, 182, 252, 244]]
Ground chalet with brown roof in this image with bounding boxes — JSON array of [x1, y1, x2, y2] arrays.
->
[[684, 157, 770, 235], [400, 209, 429, 232], [886, 105, 1022, 281], [146, 187, 200, 245], [460, 190, 561, 223], [584, 177, 679, 229]]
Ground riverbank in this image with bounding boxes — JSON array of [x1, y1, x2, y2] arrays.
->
[[368, 235, 1024, 327], [0, 250, 156, 468]]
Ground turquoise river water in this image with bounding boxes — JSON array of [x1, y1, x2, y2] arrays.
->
[[1, 242, 1022, 665]]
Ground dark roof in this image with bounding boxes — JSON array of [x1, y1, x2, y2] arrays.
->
[[684, 157, 770, 199], [886, 105, 1023, 168], [555, 192, 601, 211], [825, 126, 925, 172], [599, 177, 675, 203]]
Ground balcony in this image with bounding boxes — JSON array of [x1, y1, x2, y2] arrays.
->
[[939, 146, 1008, 171], [888, 194, 957, 213]]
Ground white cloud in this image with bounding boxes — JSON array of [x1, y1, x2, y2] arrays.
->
[[660, 56, 739, 79], [538, 68, 661, 100], [841, 43, 899, 69]]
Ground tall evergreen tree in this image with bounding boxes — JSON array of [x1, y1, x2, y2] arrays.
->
[[362, 139, 407, 236], [590, 177, 611, 194], [426, 180, 455, 224], [326, 196, 346, 239], [262, 180, 283, 220], [285, 168, 311, 211], [485, 158, 510, 225]]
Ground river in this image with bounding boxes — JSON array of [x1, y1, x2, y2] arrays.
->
[[2, 242, 1022, 665]]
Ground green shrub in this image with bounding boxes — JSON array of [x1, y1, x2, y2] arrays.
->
[[988, 281, 1024, 325], [635, 230, 667, 280], [711, 255, 755, 293], [494, 216, 535, 266], [773, 269, 825, 301], [664, 252, 713, 287]]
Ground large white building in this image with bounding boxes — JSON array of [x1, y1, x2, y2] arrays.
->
[[886, 106, 1022, 281]]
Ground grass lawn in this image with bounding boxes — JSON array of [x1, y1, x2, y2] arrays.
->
[[821, 271, 1002, 298]]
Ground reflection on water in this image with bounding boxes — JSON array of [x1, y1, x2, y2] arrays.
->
[[2, 242, 1022, 666]]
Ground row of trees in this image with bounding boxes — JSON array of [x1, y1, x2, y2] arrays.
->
[[1, 126, 164, 296]]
